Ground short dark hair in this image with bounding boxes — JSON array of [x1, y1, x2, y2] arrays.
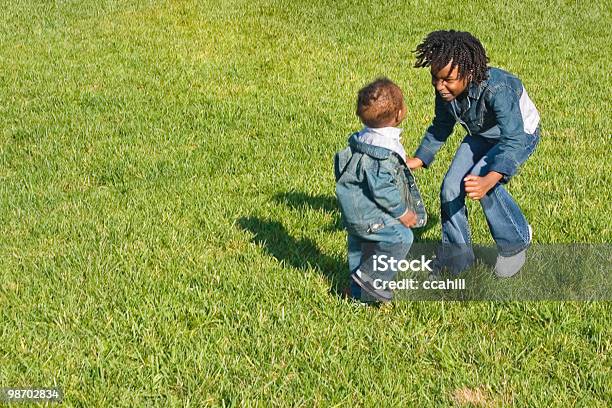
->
[[414, 30, 489, 83], [356, 77, 404, 128]]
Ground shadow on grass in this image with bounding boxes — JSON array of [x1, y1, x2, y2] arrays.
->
[[237, 217, 346, 297], [273, 191, 338, 213], [237, 192, 445, 300], [273, 191, 343, 231], [272, 191, 440, 242]]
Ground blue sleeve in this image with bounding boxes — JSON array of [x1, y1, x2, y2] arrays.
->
[[486, 86, 526, 177], [414, 93, 456, 167], [364, 161, 408, 218]]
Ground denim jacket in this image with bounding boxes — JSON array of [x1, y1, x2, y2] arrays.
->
[[334, 133, 427, 235], [414, 67, 540, 177]]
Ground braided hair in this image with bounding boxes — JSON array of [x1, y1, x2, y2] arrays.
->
[[414, 30, 489, 83]]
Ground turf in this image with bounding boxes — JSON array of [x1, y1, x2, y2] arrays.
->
[[0, 0, 610, 406]]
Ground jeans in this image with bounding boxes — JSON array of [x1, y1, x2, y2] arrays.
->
[[439, 129, 540, 270], [347, 223, 414, 300]]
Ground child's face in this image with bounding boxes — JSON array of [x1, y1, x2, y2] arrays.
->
[[431, 62, 470, 102]]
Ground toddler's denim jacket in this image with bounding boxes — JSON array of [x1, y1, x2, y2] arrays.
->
[[334, 133, 427, 235]]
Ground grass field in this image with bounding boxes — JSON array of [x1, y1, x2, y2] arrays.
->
[[0, 0, 610, 406]]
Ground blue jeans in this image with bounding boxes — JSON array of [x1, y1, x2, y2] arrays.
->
[[347, 223, 413, 300], [439, 129, 540, 270]]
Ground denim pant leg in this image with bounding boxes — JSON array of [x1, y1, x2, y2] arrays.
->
[[348, 234, 380, 300], [358, 224, 414, 282], [469, 130, 540, 256], [347, 234, 363, 298], [439, 136, 493, 268]]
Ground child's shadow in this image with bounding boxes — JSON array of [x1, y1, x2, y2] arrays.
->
[[238, 192, 440, 298], [273, 191, 439, 242], [273, 191, 343, 231], [237, 216, 345, 296]]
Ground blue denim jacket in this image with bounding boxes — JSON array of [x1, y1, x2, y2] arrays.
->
[[334, 133, 427, 235], [415, 67, 540, 177]]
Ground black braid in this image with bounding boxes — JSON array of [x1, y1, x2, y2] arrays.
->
[[414, 30, 489, 83]]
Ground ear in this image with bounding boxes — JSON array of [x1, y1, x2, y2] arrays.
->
[[395, 107, 404, 124]]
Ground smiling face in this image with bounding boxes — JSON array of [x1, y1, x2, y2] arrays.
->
[[431, 61, 470, 102]]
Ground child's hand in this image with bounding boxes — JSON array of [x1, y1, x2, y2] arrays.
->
[[406, 157, 423, 170], [399, 210, 417, 228], [464, 172, 503, 200]]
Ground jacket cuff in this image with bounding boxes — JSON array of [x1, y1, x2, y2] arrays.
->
[[389, 203, 409, 219], [414, 145, 436, 168], [489, 157, 518, 178]]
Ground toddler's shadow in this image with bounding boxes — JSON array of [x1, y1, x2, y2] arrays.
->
[[237, 191, 443, 299], [237, 216, 346, 296], [273, 191, 439, 242]]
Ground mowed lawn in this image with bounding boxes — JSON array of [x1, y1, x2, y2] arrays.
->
[[0, 0, 610, 406]]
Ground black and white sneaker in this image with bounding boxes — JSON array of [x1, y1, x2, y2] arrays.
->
[[350, 269, 393, 302]]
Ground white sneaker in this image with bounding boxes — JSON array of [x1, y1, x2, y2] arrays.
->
[[495, 225, 532, 278]]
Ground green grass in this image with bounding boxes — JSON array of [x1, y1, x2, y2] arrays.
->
[[0, 0, 610, 406]]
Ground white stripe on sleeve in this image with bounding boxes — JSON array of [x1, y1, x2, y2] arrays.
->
[[519, 86, 540, 134]]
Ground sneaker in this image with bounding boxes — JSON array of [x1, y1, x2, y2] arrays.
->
[[350, 270, 393, 302], [495, 225, 532, 278]]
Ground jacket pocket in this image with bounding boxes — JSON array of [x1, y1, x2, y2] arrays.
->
[[367, 220, 385, 234], [344, 218, 388, 235]]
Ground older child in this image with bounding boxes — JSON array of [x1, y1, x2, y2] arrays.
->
[[407, 30, 540, 277], [335, 78, 427, 302]]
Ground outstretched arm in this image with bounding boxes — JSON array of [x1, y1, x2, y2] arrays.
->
[[413, 93, 456, 168]]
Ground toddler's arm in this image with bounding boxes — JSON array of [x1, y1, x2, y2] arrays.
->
[[364, 161, 417, 228]]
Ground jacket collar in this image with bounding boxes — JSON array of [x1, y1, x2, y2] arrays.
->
[[359, 126, 403, 141], [467, 72, 489, 100], [348, 132, 393, 160]]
